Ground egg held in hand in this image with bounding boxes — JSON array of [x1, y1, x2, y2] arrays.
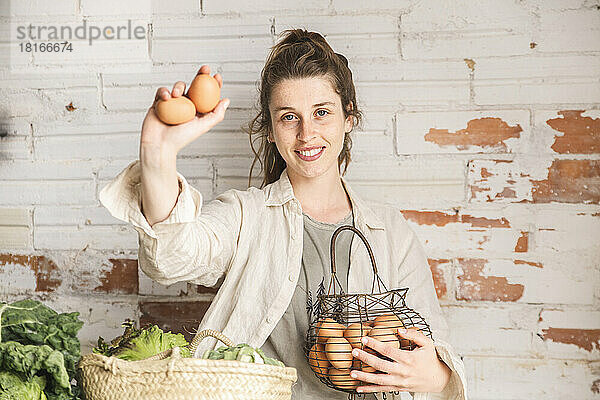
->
[[187, 73, 221, 113], [155, 96, 196, 125]]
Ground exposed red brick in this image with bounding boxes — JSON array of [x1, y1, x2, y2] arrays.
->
[[139, 301, 212, 341], [425, 118, 522, 150], [0, 253, 60, 292], [461, 215, 511, 228], [514, 232, 529, 252], [427, 259, 449, 299], [532, 160, 600, 203], [480, 167, 493, 178], [514, 259, 543, 268], [495, 187, 517, 200], [95, 258, 138, 295], [541, 327, 600, 352], [401, 210, 510, 228], [401, 210, 458, 226], [456, 258, 524, 302], [547, 110, 600, 154], [592, 212, 600, 217]]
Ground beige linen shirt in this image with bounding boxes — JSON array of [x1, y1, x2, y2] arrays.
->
[[99, 160, 467, 400]]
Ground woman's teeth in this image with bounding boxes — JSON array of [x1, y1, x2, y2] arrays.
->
[[298, 148, 323, 156]]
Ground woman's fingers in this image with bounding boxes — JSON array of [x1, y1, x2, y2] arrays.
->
[[352, 344, 397, 374], [396, 328, 432, 348], [197, 65, 210, 75], [154, 87, 170, 102], [171, 81, 186, 97], [214, 73, 223, 88]]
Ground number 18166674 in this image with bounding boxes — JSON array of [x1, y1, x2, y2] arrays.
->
[[19, 41, 73, 52]]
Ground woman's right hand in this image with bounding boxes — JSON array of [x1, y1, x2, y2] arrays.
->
[[140, 65, 230, 163]]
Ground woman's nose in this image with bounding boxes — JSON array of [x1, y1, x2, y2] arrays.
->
[[298, 119, 316, 141]]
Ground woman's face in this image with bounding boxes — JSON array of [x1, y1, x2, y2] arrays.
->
[[268, 76, 353, 180]]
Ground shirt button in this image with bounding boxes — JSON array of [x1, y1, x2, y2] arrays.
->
[[288, 273, 294, 282], [266, 316, 272, 324]]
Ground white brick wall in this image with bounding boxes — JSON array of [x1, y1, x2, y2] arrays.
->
[[1, 1, 599, 398]]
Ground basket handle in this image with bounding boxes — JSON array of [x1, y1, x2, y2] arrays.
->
[[330, 225, 377, 276], [188, 329, 234, 356], [329, 225, 388, 295]]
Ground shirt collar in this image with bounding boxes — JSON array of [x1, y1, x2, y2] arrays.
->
[[264, 168, 385, 230]]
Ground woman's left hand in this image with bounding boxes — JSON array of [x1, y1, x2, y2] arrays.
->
[[349, 328, 452, 394]]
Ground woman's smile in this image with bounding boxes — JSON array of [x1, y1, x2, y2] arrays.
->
[[295, 146, 325, 161]]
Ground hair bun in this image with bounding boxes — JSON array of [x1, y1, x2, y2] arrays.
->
[[335, 52, 349, 67]]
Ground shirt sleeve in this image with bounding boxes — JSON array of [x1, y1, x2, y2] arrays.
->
[[395, 215, 468, 400], [98, 159, 242, 287]]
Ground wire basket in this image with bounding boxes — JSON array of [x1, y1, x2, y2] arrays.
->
[[304, 225, 432, 399]]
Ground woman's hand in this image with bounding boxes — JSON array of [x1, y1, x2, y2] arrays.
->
[[140, 64, 230, 160], [349, 328, 452, 394]]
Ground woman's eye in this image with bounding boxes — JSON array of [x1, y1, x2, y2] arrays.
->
[[316, 109, 329, 117], [282, 114, 296, 121]]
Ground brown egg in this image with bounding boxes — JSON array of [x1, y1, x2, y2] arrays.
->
[[325, 337, 353, 370], [372, 313, 405, 331], [308, 343, 329, 377], [316, 318, 345, 344], [155, 96, 196, 125], [368, 326, 400, 349], [343, 322, 371, 348], [329, 368, 359, 390], [187, 73, 220, 113]]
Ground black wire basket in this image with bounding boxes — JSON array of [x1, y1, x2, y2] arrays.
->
[[304, 225, 433, 399]]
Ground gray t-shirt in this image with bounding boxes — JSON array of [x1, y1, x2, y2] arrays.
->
[[262, 211, 379, 399]]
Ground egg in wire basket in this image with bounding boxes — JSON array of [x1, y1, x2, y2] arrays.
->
[[304, 225, 433, 400]]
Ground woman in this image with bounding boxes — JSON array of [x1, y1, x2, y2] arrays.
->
[[100, 29, 467, 399]]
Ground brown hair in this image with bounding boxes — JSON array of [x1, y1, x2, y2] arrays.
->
[[244, 28, 363, 188]]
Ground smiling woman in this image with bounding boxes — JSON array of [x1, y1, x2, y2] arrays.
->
[[99, 28, 467, 400], [245, 29, 363, 190]]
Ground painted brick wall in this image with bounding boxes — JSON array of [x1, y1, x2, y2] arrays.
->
[[1, 1, 599, 398]]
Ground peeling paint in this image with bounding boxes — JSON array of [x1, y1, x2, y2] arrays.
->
[[456, 258, 524, 302], [541, 327, 600, 352], [547, 110, 599, 154], [0, 253, 60, 292], [464, 58, 475, 71], [469, 159, 599, 204], [95, 258, 138, 295], [401, 210, 510, 228], [592, 379, 600, 394], [425, 118, 522, 150], [531, 160, 600, 203], [515, 232, 529, 252], [427, 258, 449, 299], [514, 259, 543, 268]]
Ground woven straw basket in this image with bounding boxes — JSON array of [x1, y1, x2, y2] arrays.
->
[[78, 329, 297, 400]]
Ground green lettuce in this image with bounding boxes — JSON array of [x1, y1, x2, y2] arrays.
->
[[94, 323, 190, 361], [0, 371, 47, 400]]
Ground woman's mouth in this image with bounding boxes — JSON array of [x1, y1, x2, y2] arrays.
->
[[295, 147, 325, 161]]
